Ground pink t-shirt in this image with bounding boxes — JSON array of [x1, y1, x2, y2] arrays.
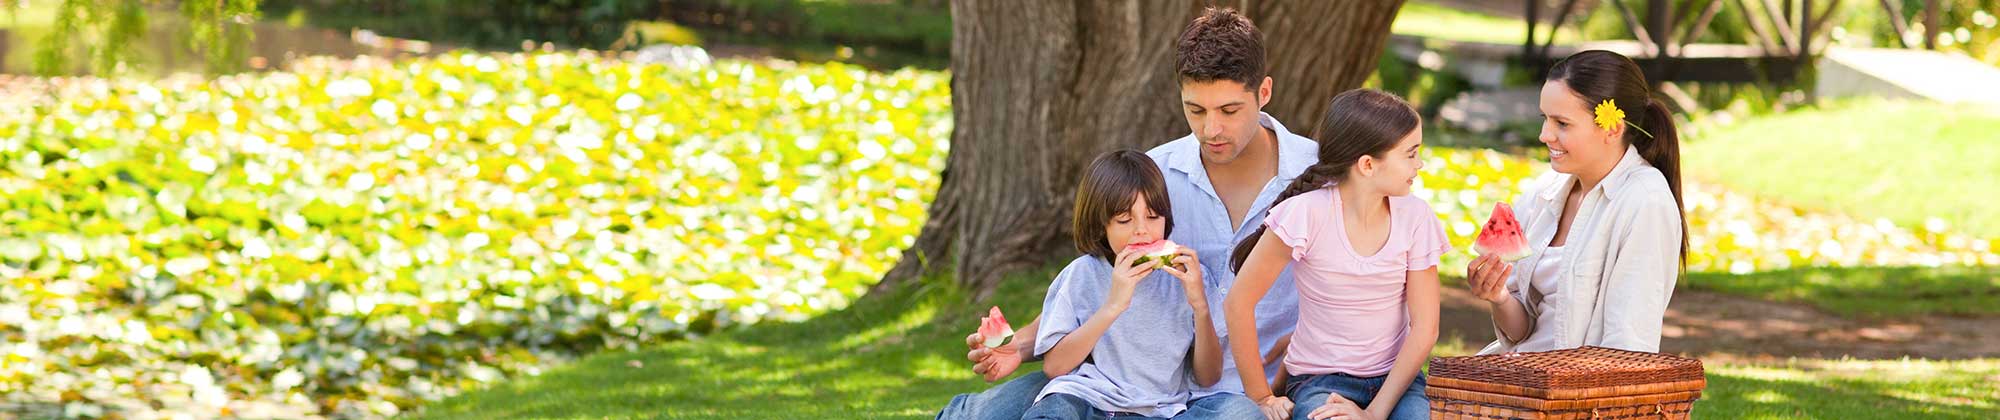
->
[[1263, 187, 1451, 377]]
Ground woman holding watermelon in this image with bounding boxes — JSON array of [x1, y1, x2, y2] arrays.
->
[[1462, 50, 1688, 355]]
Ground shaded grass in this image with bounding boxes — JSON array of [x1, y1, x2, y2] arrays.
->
[[413, 264, 2000, 419], [1681, 265, 2000, 318], [409, 266, 1058, 419]]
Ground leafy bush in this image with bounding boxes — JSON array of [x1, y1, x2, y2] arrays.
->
[[0, 52, 947, 418], [262, 0, 658, 50]]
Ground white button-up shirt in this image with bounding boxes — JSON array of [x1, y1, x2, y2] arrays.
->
[[1480, 145, 1684, 354]]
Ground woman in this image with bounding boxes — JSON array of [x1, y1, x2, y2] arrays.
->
[[1464, 50, 1687, 355]]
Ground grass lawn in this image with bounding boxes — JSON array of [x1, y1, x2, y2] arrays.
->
[[1686, 99, 2000, 239], [1392, 1, 1580, 45], [1680, 265, 2000, 318], [412, 265, 2000, 419]]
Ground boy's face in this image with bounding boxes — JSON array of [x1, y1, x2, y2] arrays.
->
[[1179, 77, 1272, 165], [1105, 192, 1166, 251]]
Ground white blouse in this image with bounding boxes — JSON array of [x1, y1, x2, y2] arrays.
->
[[1479, 145, 1684, 355], [1515, 245, 1566, 352]]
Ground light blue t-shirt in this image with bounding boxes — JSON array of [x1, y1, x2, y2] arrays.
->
[[1034, 255, 1198, 418], [1146, 112, 1317, 398]]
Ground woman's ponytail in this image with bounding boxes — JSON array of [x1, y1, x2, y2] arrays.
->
[[1638, 98, 1687, 264]]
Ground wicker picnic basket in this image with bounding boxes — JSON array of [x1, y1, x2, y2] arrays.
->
[[1428, 346, 1706, 419]]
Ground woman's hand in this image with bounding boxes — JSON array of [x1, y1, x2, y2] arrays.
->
[[1160, 246, 1206, 312], [1464, 253, 1515, 304], [1256, 395, 1294, 420]]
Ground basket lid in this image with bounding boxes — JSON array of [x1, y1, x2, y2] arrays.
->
[[1428, 346, 1705, 393]]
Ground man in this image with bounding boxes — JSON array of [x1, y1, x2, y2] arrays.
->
[[938, 8, 1312, 420]]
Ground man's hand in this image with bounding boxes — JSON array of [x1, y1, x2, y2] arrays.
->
[[965, 332, 1023, 382]]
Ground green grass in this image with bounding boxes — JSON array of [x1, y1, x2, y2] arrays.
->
[[1392, 1, 1579, 45], [409, 267, 1054, 419], [414, 265, 2000, 419], [1682, 265, 2000, 318], [1687, 99, 2000, 239], [1703, 359, 2000, 419]]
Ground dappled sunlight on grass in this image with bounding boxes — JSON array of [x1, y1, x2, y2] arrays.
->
[[1681, 265, 2000, 317], [418, 262, 2000, 419], [1700, 358, 2000, 418], [836, 302, 938, 351]]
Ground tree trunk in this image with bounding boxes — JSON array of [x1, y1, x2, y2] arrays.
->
[[876, 0, 1407, 298]]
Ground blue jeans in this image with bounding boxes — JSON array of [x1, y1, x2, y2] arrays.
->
[[1285, 372, 1429, 420], [936, 371, 1259, 420], [1021, 393, 1160, 420], [1179, 393, 1262, 420], [1018, 392, 1261, 420], [936, 371, 1051, 420]]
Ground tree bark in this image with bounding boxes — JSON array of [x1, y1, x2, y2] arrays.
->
[[876, 0, 1407, 298]]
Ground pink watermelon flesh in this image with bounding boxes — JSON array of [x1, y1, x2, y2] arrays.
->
[[980, 306, 1014, 349], [1474, 202, 1532, 261], [1125, 240, 1179, 267]]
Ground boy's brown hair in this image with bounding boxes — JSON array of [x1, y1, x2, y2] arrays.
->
[[1073, 150, 1175, 262], [1176, 7, 1267, 89]]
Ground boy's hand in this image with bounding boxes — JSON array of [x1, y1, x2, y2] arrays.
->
[[1159, 246, 1205, 311], [1109, 247, 1155, 310]]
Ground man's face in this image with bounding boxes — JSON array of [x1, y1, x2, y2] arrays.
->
[[1179, 77, 1271, 165]]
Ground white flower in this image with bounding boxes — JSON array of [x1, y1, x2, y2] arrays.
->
[[242, 237, 273, 259], [164, 256, 210, 277], [616, 93, 643, 111], [188, 154, 218, 174]]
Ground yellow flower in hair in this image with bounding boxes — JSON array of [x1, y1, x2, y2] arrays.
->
[[1592, 99, 1625, 132]]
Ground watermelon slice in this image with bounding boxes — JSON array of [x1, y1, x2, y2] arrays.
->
[[1125, 240, 1180, 268], [1473, 202, 1533, 262], [979, 306, 1014, 349]]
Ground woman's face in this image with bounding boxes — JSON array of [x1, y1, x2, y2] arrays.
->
[[1537, 80, 1625, 177], [1357, 126, 1426, 197], [1105, 192, 1166, 251]]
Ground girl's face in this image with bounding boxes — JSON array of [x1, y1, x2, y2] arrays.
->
[[1106, 192, 1167, 251], [1355, 126, 1426, 197], [1537, 80, 1624, 177]]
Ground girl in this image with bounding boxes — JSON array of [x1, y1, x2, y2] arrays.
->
[[1022, 150, 1225, 420], [1462, 50, 1686, 355], [1224, 89, 1446, 420]]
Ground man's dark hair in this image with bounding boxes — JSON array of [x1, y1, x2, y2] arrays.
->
[[1175, 7, 1267, 90]]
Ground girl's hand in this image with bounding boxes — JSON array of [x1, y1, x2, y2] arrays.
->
[[1307, 393, 1369, 420], [1465, 253, 1515, 304], [1160, 246, 1206, 311], [1109, 247, 1156, 311], [1256, 395, 1294, 420]]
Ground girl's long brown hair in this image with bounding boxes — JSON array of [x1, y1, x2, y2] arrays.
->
[[1229, 89, 1419, 272]]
